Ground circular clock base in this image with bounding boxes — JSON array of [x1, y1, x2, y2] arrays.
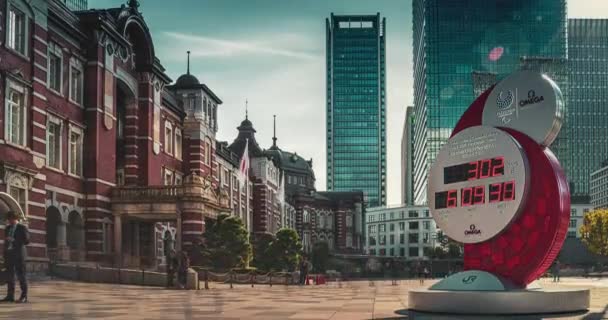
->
[[409, 287, 590, 314]]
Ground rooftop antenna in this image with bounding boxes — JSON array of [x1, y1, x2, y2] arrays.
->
[[245, 99, 249, 120], [272, 115, 277, 147], [186, 51, 191, 75]]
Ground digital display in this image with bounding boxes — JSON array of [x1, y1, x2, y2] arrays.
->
[[434, 181, 516, 210], [443, 157, 505, 184]]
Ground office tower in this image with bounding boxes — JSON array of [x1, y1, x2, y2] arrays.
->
[[412, 0, 566, 204], [567, 19, 608, 203], [401, 107, 415, 205], [326, 13, 386, 207], [62, 0, 88, 11], [471, 71, 497, 98]]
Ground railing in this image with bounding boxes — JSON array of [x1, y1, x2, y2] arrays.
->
[[112, 185, 182, 202], [190, 267, 330, 289]]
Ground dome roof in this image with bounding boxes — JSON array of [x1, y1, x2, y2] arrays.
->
[[174, 73, 200, 87], [265, 148, 314, 178]]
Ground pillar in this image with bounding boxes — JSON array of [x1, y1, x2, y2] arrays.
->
[[176, 214, 182, 251], [114, 215, 122, 266]]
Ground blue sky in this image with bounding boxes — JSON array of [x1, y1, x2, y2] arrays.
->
[[89, 0, 608, 205]]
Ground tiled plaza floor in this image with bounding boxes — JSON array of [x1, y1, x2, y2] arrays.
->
[[0, 278, 606, 319]]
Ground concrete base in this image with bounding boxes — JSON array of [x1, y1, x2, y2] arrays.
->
[[409, 271, 590, 314], [409, 287, 590, 314]]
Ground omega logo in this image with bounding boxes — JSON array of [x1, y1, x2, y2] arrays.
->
[[519, 89, 544, 108], [464, 224, 481, 236]]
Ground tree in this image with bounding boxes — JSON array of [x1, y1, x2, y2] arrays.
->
[[311, 242, 330, 273], [580, 208, 608, 257], [251, 233, 275, 271], [267, 228, 302, 271], [202, 214, 252, 270]]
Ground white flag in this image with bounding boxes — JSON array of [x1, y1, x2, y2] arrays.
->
[[238, 139, 250, 188], [277, 170, 285, 204]]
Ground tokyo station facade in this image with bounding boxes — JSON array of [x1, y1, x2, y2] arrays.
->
[[0, 0, 364, 271]]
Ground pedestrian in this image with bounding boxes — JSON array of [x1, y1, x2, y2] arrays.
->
[[417, 264, 424, 285], [177, 250, 190, 289], [424, 266, 430, 280], [552, 260, 561, 282], [165, 248, 178, 288], [188, 238, 204, 267], [2, 211, 29, 303], [299, 256, 310, 285], [390, 260, 399, 286]]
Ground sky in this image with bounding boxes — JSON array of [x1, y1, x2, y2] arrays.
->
[[89, 0, 608, 205]]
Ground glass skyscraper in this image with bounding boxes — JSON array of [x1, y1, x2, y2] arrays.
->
[[567, 19, 608, 203], [412, 0, 566, 204], [62, 0, 88, 11], [326, 13, 386, 207]]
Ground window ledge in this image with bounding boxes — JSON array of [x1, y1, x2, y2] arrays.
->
[[67, 173, 84, 180], [4, 141, 31, 153], [68, 98, 84, 109], [47, 88, 64, 98], [5, 46, 30, 62], [45, 166, 64, 174]]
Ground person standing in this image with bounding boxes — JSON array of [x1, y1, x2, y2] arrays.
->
[[553, 260, 561, 282], [299, 257, 309, 285], [2, 211, 29, 303], [176, 251, 190, 289]]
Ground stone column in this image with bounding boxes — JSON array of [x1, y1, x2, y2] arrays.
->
[[114, 215, 122, 266], [176, 214, 182, 252]]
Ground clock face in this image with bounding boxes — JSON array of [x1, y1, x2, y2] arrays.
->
[[428, 126, 529, 243]]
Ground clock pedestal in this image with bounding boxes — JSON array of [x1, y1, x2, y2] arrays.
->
[[409, 270, 589, 314]]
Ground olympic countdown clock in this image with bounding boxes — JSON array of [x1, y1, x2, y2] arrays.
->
[[428, 70, 570, 287], [428, 126, 529, 244]]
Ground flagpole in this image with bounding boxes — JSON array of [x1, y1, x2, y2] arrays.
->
[[245, 138, 251, 233]]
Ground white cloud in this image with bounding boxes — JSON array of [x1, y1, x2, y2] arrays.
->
[[163, 31, 320, 59]]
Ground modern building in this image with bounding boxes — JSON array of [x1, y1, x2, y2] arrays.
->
[[591, 161, 608, 209], [567, 203, 594, 239], [365, 205, 438, 259], [60, 0, 87, 11], [412, 0, 567, 204], [0, 0, 248, 270], [401, 107, 414, 205], [326, 13, 387, 207], [471, 71, 497, 98], [566, 19, 608, 203]]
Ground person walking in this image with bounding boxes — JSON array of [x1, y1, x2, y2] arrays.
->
[[2, 211, 29, 303], [552, 260, 561, 282], [417, 264, 425, 285], [165, 248, 178, 288], [177, 251, 190, 289]]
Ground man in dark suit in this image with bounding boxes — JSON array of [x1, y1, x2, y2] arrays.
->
[[2, 211, 29, 303]]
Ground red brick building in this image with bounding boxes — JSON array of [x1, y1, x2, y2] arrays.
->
[[0, 0, 247, 270]]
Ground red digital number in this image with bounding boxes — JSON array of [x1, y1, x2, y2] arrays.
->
[[489, 182, 502, 203], [467, 161, 479, 181], [492, 157, 504, 177], [479, 159, 492, 179], [503, 181, 515, 201], [473, 185, 485, 205], [447, 190, 458, 208], [461, 187, 473, 207]]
